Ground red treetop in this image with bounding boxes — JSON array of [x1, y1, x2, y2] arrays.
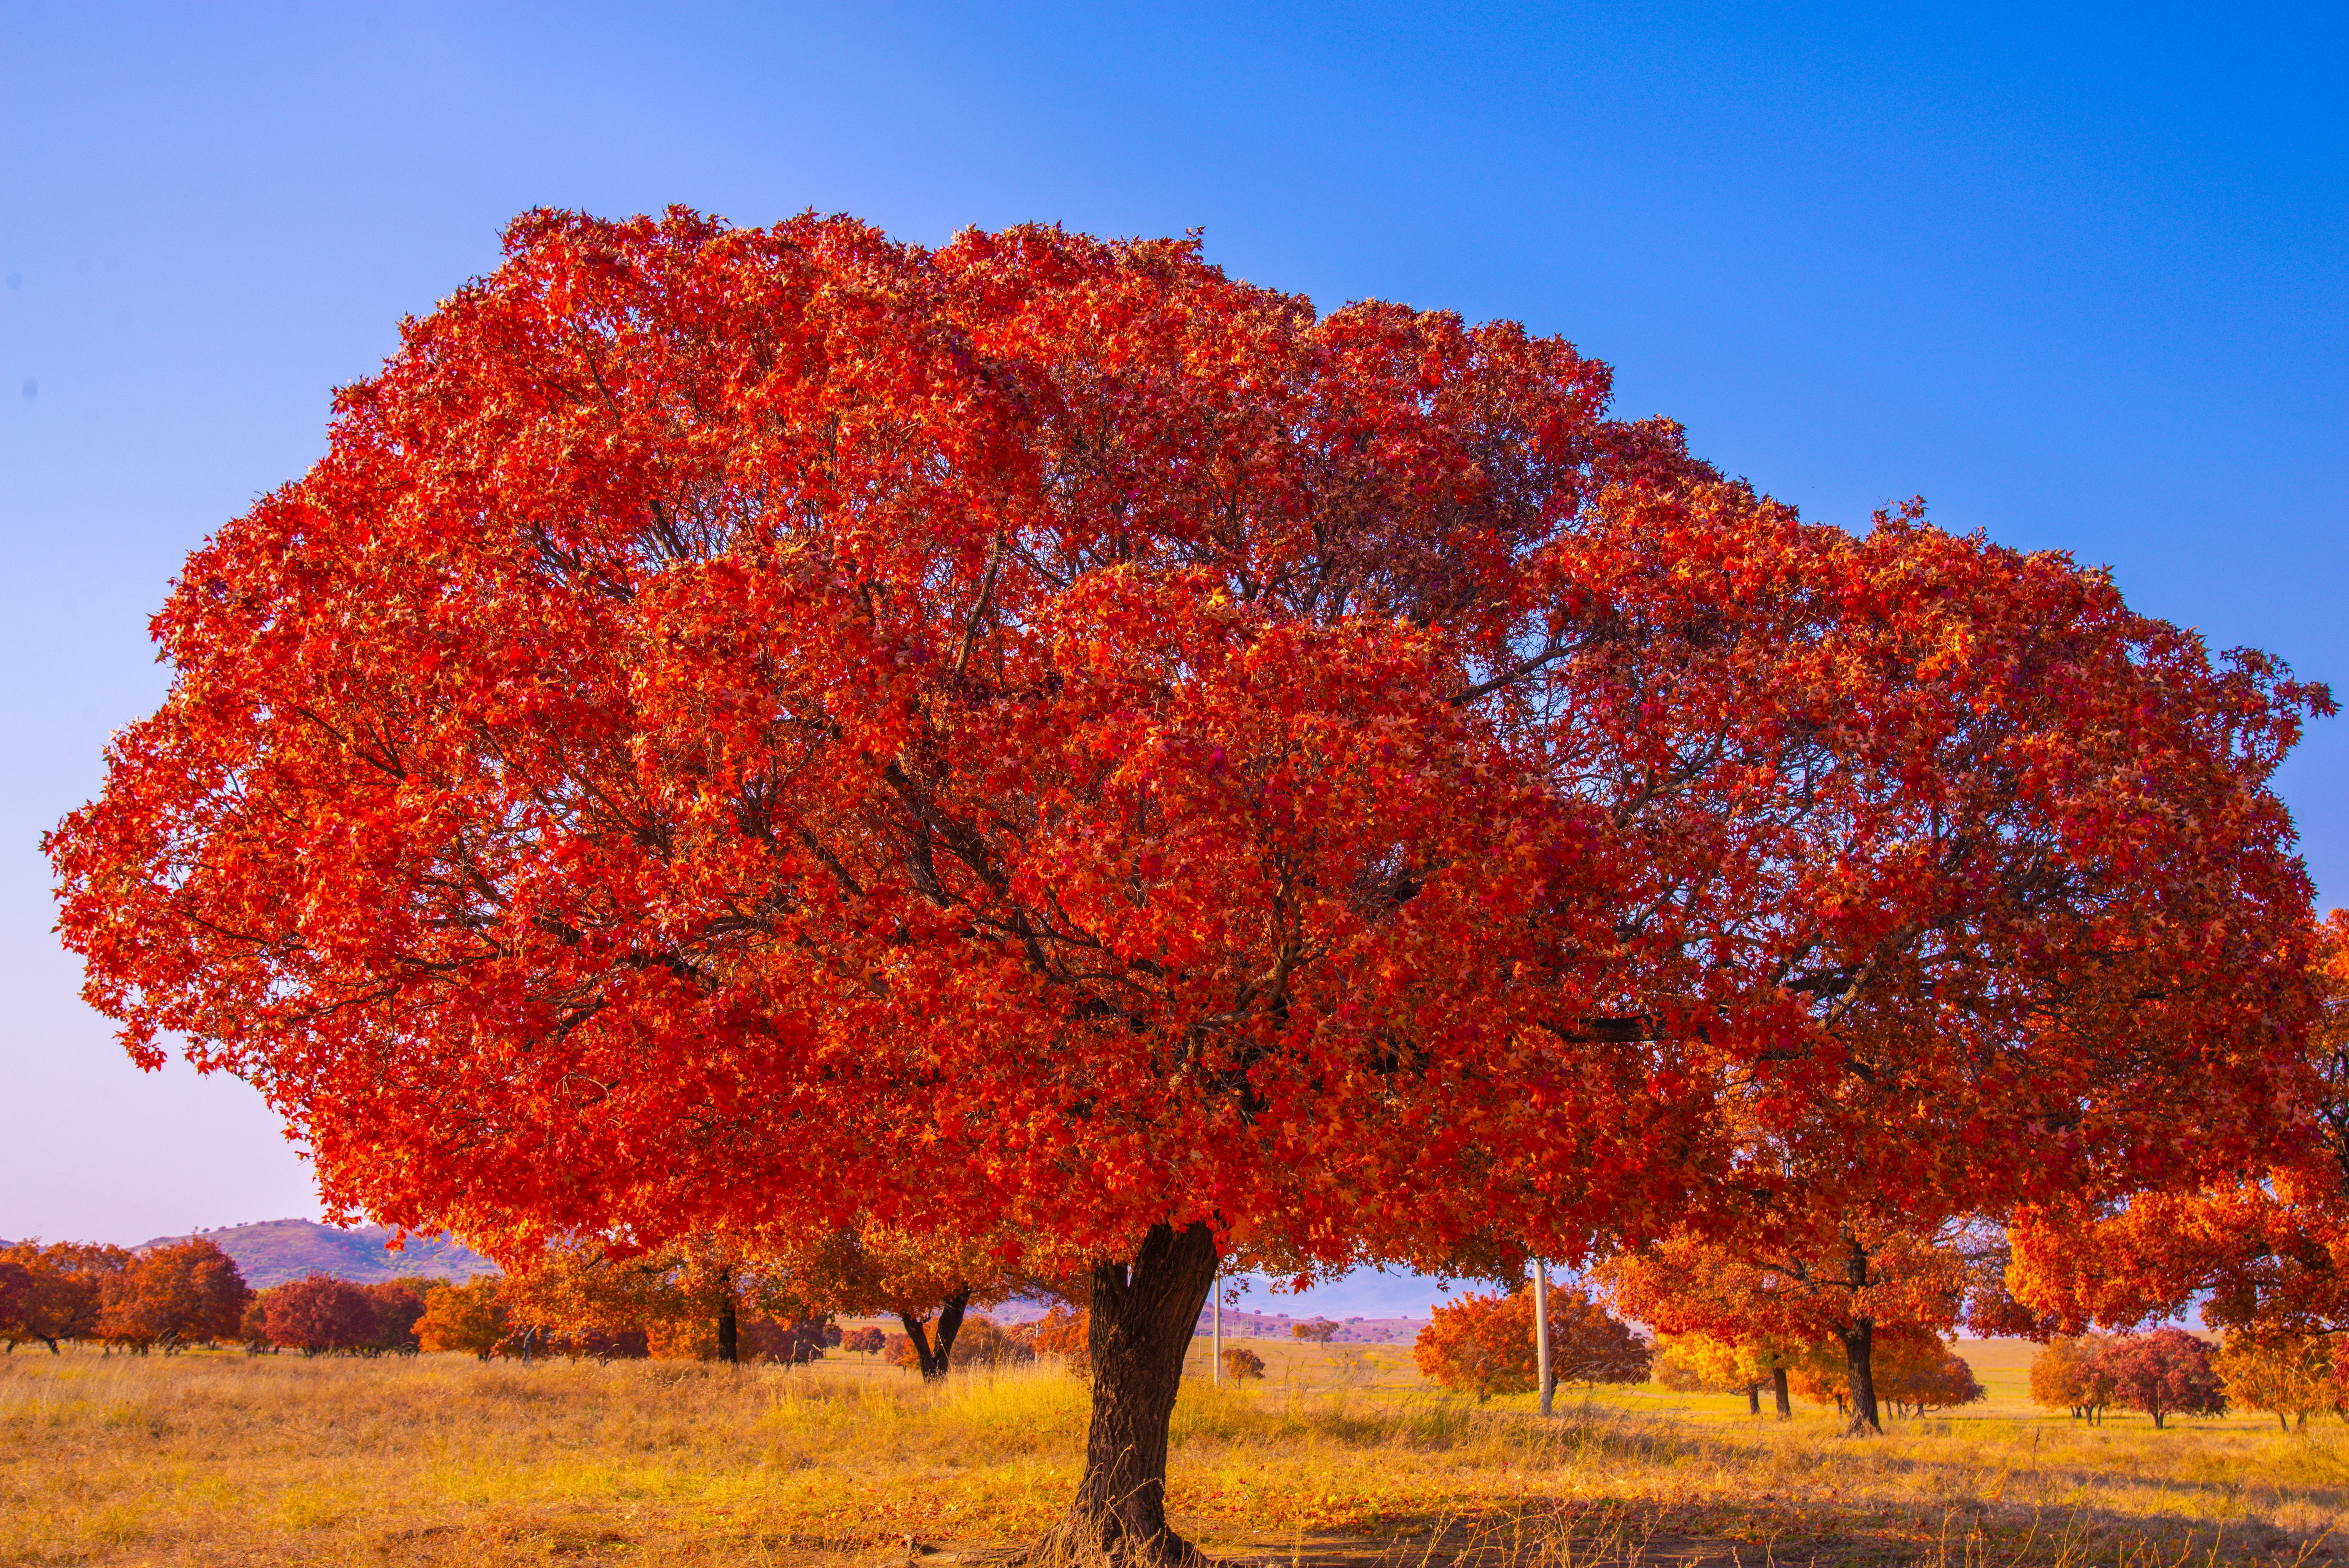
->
[[98, 1238, 250, 1349], [2094, 1329, 2225, 1429], [46, 208, 2322, 1289], [46, 208, 2324, 1556], [261, 1275, 380, 1354]]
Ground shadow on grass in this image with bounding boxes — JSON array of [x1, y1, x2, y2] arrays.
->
[[1172, 1492, 2344, 1568], [1155, 1398, 2349, 1568]]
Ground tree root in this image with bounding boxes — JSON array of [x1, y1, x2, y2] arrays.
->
[[1019, 1510, 1212, 1568]]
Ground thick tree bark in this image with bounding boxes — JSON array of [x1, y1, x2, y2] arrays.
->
[[717, 1292, 740, 1365], [1837, 1234, 1881, 1436], [935, 1287, 970, 1371], [1772, 1365, 1792, 1420], [897, 1285, 973, 1382], [1035, 1221, 1219, 1567], [1839, 1316, 1881, 1434]]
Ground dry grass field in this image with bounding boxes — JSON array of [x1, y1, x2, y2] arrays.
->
[[5, 1335, 2346, 1568]]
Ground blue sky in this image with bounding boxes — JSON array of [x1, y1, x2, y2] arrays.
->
[[2, 4, 2341, 1314]]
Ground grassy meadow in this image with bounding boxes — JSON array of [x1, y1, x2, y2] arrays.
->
[[5, 1333, 2347, 1568]]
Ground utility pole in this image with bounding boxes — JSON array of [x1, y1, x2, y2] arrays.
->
[[1533, 1257, 1553, 1417], [1211, 1267, 1223, 1384]]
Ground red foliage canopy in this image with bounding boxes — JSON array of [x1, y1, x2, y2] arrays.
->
[[2094, 1329, 2225, 1429], [97, 1238, 250, 1351], [261, 1274, 381, 1354], [47, 209, 2322, 1271], [43, 208, 2326, 1549], [1414, 1281, 1650, 1398], [0, 1242, 127, 1351], [2010, 913, 2349, 1336]]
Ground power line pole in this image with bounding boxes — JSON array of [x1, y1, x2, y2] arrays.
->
[[1211, 1266, 1222, 1385], [1533, 1256, 1554, 1417]]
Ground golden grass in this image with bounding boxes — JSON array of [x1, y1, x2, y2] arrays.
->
[[4, 1337, 2345, 1568]]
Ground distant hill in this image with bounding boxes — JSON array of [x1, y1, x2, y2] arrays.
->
[[1196, 1305, 1426, 1344], [138, 1219, 498, 1290]]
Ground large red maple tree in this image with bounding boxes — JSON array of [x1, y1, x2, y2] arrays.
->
[[49, 210, 2324, 1556]]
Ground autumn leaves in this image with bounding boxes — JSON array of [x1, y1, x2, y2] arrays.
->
[[43, 208, 2333, 1552]]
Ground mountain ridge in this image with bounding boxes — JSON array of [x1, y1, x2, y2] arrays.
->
[[137, 1219, 497, 1290]]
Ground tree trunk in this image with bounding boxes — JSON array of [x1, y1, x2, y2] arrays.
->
[[1745, 1382, 1761, 1416], [2151, 1408, 2164, 1430], [716, 1292, 739, 1365], [2280, 1413, 2291, 1433], [1772, 1366, 1792, 1420], [897, 1285, 973, 1382], [934, 1286, 970, 1372], [1836, 1233, 1881, 1436], [1839, 1316, 1881, 1435], [1035, 1220, 1219, 1567]]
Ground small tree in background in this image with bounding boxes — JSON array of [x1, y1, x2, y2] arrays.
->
[[1415, 1290, 1532, 1401], [1779, 1327, 1980, 1418], [261, 1274, 379, 1354], [946, 1317, 1034, 1370], [1602, 1226, 1993, 1434], [2028, 1336, 2116, 1422], [97, 1238, 249, 1352], [2096, 1329, 2225, 1429], [882, 1316, 1023, 1372], [2212, 1333, 2336, 1432], [1220, 1346, 1266, 1381], [1291, 1319, 1340, 1344], [1654, 1332, 1782, 1416], [504, 1235, 759, 1365], [1549, 1288, 1657, 1392], [1873, 1337, 1987, 1415], [1415, 1282, 1649, 1401], [361, 1279, 432, 1353], [416, 1277, 507, 1358], [740, 1316, 839, 1366], [0, 1243, 125, 1352], [0, 1260, 31, 1351], [777, 1222, 1055, 1383], [1032, 1304, 1089, 1375]]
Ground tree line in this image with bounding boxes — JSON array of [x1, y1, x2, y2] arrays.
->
[[2, 1238, 245, 1352], [2025, 1331, 2346, 1433], [0, 1230, 1167, 1377], [0, 1236, 843, 1362]]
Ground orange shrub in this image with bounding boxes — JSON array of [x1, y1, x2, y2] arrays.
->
[[1415, 1283, 1650, 1399]]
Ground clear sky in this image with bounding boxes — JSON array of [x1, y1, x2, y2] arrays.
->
[[3, 3, 2342, 1313]]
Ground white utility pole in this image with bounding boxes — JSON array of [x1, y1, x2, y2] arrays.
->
[[1211, 1267, 1222, 1384], [1532, 1257, 1553, 1417]]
